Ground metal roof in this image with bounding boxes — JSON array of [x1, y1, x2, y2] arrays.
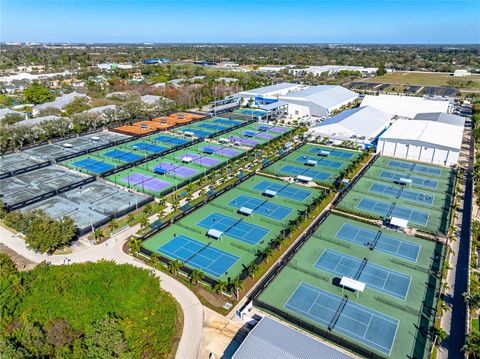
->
[[414, 112, 465, 127], [280, 85, 358, 112], [307, 106, 392, 140], [361, 94, 449, 118], [236, 83, 301, 96], [233, 317, 353, 359]]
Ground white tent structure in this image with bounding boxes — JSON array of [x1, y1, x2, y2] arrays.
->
[[361, 94, 450, 119], [306, 106, 392, 148], [280, 85, 359, 120], [377, 119, 463, 166]]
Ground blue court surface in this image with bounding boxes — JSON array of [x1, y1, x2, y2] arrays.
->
[[198, 123, 228, 131], [369, 183, 435, 206], [285, 282, 399, 355], [103, 149, 143, 163], [336, 223, 421, 262], [197, 212, 270, 245], [387, 160, 442, 177], [295, 155, 343, 169], [157, 235, 239, 278], [308, 147, 354, 159], [129, 142, 168, 153], [252, 180, 312, 202], [213, 118, 240, 126], [314, 249, 411, 300], [280, 164, 332, 181], [153, 135, 189, 145], [379, 170, 439, 190], [179, 128, 212, 137], [357, 198, 430, 226], [72, 158, 114, 173], [227, 194, 292, 220]]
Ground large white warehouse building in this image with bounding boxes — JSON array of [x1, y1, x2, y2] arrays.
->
[[280, 85, 359, 120], [361, 94, 450, 119], [306, 106, 392, 148], [233, 83, 304, 106], [377, 118, 464, 166]]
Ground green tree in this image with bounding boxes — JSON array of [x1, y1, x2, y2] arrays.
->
[[189, 269, 204, 286], [83, 313, 129, 358], [23, 83, 55, 104], [167, 259, 181, 275], [433, 327, 449, 347], [248, 263, 259, 279], [2, 113, 24, 125], [128, 237, 141, 255], [213, 280, 227, 296], [94, 228, 105, 242], [230, 277, 243, 300], [463, 330, 480, 358], [24, 215, 76, 253], [64, 97, 90, 116], [108, 219, 119, 233]]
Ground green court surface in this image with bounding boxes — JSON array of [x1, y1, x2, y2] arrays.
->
[[257, 214, 443, 358], [214, 123, 292, 148], [337, 156, 455, 235], [261, 143, 361, 186], [173, 115, 249, 138], [143, 175, 325, 280], [104, 141, 246, 197], [61, 132, 192, 175]]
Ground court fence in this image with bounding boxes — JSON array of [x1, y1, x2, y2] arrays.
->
[[5, 176, 96, 211], [0, 159, 51, 180], [252, 298, 387, 359]]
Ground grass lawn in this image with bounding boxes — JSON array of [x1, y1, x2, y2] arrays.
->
[[0, 258, 180, 358], [473, 318, 479, 331], [365, 71, 480, 88]]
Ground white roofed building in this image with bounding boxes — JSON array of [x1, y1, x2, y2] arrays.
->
[[290, 65, 378, 77], [361, 94, 450, 119], [233, 83, 304, 106], [414, 112, 465, 127], [280, 85, 359, 121], [377, 119, 464, 166], [306, 106, 392, 148], [33, 92, 89, 116]]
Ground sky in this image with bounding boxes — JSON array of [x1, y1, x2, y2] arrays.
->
[[2, 0, 479, 44]]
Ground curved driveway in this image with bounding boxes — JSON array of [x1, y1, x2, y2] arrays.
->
[[0, 225, 203, 359]]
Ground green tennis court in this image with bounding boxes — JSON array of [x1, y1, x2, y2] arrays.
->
[[256, 214, 443, 358], [285, 282, 399, 355]]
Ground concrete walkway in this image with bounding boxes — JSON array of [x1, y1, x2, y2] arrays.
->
[[0, 225, 204, 359]]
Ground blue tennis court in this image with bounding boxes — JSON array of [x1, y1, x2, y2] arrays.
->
[[357, 198, 430, 226], [285, 282, 399, 355], [213, 118, 240, 126], [157, 235, 239, 278], [295, 155, 343, 169], [198, 123, 228, 131], [227, 194, 292, 220], [336, 223, 421, 262], [197, 212, 270, 245], [252, 180, 312, 202], [379, 170, 439, 190], [103, 149, 143, 163], [387, 160, 442, 177], [280, 165, 332, 181], [129, 142, 168, 153], [153, 135, 189, 145], [309, 147, 354, 159], [179, 128, 212, 137], [72, 158, 114, 173], [315, 249, 411, 300], [369, 183, 434, 206]]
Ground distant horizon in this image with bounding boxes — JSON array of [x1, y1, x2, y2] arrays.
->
[[2, 1, 479, 44]]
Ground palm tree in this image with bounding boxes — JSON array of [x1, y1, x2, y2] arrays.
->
[[127, 213, 135, 225], [128, 237, 141, 255], [433, 327, 449, 347], [462, 330, 480, 359], [213, 280, 227, 296], [108, 219, 119, 233], [189, 269, 204, 286], [230, 277, 243, 300], [248, 263, 259, 279], [140, 217, 150, 231], [150, 252, 160, 265], [94, 228, 105, 242], [262, 247, 273, 263], [168, 259, 181, 275]]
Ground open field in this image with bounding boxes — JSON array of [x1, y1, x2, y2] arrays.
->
[[365, 71, 480, 88], [256, 213, 444, 359]]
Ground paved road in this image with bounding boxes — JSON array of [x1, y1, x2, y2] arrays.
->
[[438, 119, 473, 359], [0, 225, 204, 359]]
